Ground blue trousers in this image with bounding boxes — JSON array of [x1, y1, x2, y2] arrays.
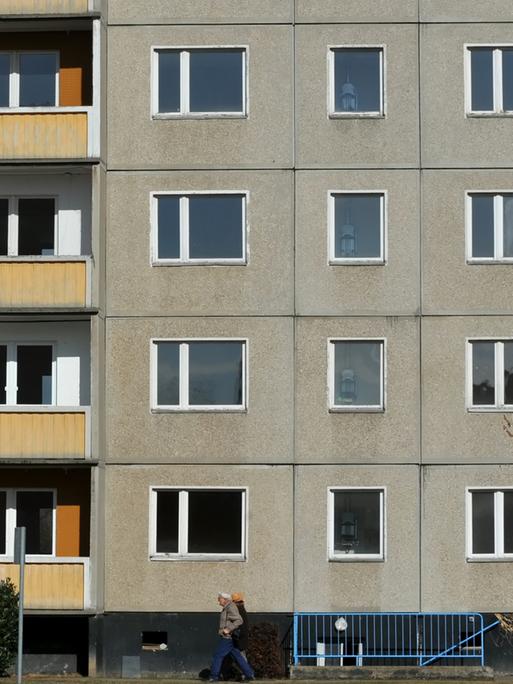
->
[[210, 636, 254, 680]]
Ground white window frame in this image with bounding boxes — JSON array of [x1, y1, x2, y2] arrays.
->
[[151, 46, 248, 119], [149, 486, 248, 561], [151, 338, 248, 412], [466, 487, 513, 561], [0, 488, 57, 560], [0, 342, 56, 406], [0, 196, 58, 257], [466, 338, 513, 412], [327, 486, 386, 561], [465, 44, 513, 116], [328, 338, 386, 412], [150, 191, 248, 266], [328, 190, 387, 265], [465, 191, 513, 263], [0, 50, 59, 109], [328, 45, 386, 119]]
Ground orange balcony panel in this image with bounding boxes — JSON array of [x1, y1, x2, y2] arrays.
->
[[0, 0, 89, 14], [0, 562, 85, 610], [0, 260, 88, 308], [0, 112, 88, 159], [0, 410, 87, 459]]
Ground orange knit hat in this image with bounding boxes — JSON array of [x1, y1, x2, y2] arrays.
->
[[231, 592, 245, 602]]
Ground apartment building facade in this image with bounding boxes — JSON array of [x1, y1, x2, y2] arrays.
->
[[1, 0, 513, 676]]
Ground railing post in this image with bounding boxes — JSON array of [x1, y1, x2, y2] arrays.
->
[[293, 613, 299, 666]]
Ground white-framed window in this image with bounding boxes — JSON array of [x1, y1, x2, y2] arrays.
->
[[149, 487, 247, 560], [466, 192, 513, 262], [467, 339, 513, 411], [466, 45, 513, 115], [151, 192, 247, 265], [328, 338, 385, 411], [0, 51, 59, 108], [0, 343, 55, 406], [0, 489, 56, 558], [151, 339, 247, 411], [466, 488, 513, 560], [328, 46, 385, 117], [152, 47, 247, 118], [328, 191, 386, 264], [328, 487, 385, 561], [0, 197, 57, 256]]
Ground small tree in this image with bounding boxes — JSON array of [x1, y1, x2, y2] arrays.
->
[[0, 578, 18, 676], [247, 622, 285, 678]]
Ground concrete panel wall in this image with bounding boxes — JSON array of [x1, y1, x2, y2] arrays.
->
[[295, 170, 420, 315], [295, 317, 420, 464], [295, 465, 420, 611], [104, 464, 293, 612], [421, 465, 513, 612], [295, 24, 419, 168], [106, 171, 294, 316], [107, 25, 293, 169], [106, 317, 293, 463], [420, 0, 513, 22], [295, 1, 418, 23], [422, 170, 513, 315], [421, 23, 513, 167], [422, 317, 513, 463]]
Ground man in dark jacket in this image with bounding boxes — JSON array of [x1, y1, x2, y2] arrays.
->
[[231, 593, 249, 657], [209, 593, 255, 682]]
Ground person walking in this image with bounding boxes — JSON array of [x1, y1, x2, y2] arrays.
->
[[231, 593, 249, 659], [209, 592, 255, 682]]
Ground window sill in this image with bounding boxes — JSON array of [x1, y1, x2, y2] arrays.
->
[[329, 112, 385, 120], [329, 406, 385, 413], [152, 259, 247, 267], [466, 556, 513, 562], [329, 556, 384, 562], [467, 407, 513, 413], [329, 259, 386, 266], [0, 255, 90, 262], [150, 554, 246, 562], [466, 259, 513, 265], [151, 406, 247, 414], [153, 113, 247, 120], [0, 106, 91, 114], [467, 112, 513, 118]]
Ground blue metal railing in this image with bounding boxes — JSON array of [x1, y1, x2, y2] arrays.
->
[[293, 612, 499, 667]]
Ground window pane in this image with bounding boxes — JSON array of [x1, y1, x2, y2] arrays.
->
[[471, 49, 493, 111], [334, 49, 381, 113], [18, 198, 55, 256], [472, 342, 495, 405], [333, 490, 381, 555], [503, 195, 513, 258], [157, 196, 180, 259], [16, 491, 53, 555], [0, 198, 7, 255], [17, 345, 52, 405], [188, 490, 242, 553], [190, 50, 243, 113], [471, 491, 495, 554], [158, 51, 180, 113], [504, 491, 513, 554], [156, 490, 179, 553], [0, 345, 5, 405], [188, 342, 243, 406], [502, 49, 513, 111], [504, 342, 513, 405], [471, 195, 494, 258], [189, 195, 244, 259], [156, 342, 179, 406], [0, 54, 9, 107], [19, 53, 57, 107], [334, 194, 382, 258], [333, 341, 381, 406], [0, 492, 5, 555]]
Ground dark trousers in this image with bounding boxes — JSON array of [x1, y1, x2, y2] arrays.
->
[[211, 637, 254, 680]]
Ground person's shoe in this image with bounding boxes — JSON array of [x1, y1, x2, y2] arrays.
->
[[208, 678, 219, 682]]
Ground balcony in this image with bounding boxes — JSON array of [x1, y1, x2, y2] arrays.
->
[[0, 559, 90, 610], [0, 1, 93, 14]]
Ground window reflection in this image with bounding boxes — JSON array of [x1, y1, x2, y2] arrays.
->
[[188, 342, 242, 406], [19, 53, 57, 107], [334, 194, 382, 259], [333, 341, 382, 407], [333, 49, 382, 113], [472, 342, 495, 405]]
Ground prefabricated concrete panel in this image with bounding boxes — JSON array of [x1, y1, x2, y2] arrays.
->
[[295, 1, 418, 23], [420, 0, 513, 22], [104, 464, 293, 612], [295, 169, 420, 315], [294, 317, 420, 464], [105, 316, 294, 463], [105, 170, 294, 317]]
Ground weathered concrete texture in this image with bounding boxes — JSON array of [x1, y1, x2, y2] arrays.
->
[[421, 317, 513, 464], [420, 0, 513, 22], [295, 24, 419, 168], [422, 466, 513, 612], [421, 24, 513, 168], [422, 170, 513, 315], [295, 170, 420, 315], [295, 0, 418, 23], [291, 667, 494, 680]]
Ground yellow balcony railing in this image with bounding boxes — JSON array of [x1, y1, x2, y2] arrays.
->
[[0, 559, 89, 610], [0, 408, 90, 459], [0, 258, 90, 308], [0, 0, 89, 15]]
